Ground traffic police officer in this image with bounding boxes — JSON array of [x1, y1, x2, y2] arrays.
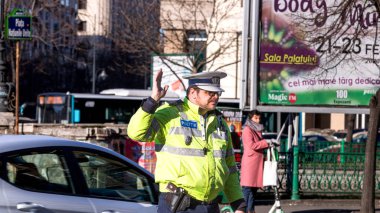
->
[[128, 70, 246, 213]]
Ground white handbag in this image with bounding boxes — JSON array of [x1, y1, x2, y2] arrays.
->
[[263, 147, 278, 186]]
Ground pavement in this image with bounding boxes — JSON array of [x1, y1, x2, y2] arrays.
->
[[219, 199, 380, 213], [252, 199, 380, 213]]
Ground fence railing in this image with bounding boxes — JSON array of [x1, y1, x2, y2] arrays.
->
[[255, 140, 380, 199]]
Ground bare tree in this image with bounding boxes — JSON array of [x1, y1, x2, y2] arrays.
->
[[5, 0, 82, 107], [109, 0, 242, 86], [276, 1, 380, 77]]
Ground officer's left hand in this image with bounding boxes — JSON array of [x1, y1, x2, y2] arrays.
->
[[235, 210, 245, 213]]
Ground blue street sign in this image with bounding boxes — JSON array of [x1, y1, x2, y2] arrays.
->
[[5, 9, 32, 40]]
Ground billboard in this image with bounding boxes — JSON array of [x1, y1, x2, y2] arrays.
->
[[257, 0, 380, 110]]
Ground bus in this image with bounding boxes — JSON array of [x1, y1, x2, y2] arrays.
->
[[36, 89, 240, 124], [36, 89, 180, 124]]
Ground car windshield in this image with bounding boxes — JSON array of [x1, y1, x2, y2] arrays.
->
[[333, 132, 346, 139], [353, 131, 380, 143]]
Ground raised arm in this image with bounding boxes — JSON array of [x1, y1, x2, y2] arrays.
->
[[127, 69, 169, 142]]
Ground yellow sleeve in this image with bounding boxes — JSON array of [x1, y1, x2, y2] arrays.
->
[[127, 103, 176, 143], [127, 107, 159, 142]]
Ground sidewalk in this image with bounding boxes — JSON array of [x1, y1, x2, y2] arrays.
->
[[254, 199, 380, 213]]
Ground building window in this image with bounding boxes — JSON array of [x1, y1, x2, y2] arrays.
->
[[53, 23, 59, 32], [78, 0, 87, 9], [78, 21, 87, 31], [186, 30, 207, 72]]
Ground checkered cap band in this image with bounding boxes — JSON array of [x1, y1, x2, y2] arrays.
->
[[189, 77, 220, 87]]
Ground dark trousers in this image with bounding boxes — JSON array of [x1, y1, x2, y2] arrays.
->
[[157, 193, 220, 213], [242, 186, 258, 212]]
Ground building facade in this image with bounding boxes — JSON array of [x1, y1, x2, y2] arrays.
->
[[159, 0, 243, 99]]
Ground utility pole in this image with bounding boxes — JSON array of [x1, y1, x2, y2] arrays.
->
[[91, 15, 96, 94], [360, 89, 380, 213]]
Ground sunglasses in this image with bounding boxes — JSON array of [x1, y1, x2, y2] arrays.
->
[[192, 87, 222, 97], [205, 90, 222, 97]]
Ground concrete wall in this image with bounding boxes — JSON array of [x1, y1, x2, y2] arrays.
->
[[1, 113, 128, 154]]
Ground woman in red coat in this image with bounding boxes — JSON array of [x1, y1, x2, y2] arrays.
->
[[240, 110, 270, 213]]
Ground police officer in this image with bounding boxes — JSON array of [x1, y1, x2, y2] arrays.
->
[[128, 70, 246, 213]]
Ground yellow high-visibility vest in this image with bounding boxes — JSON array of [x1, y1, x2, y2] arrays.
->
[[128, 97, 243, 203]]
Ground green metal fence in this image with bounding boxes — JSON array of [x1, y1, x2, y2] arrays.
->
[[256, 140, 380, 199]]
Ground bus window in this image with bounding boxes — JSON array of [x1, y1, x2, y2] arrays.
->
[[36, 94, 68, 124], [105, 107, 133, 124], [74, 110, 80, 123], [20, 102, 36, 119]]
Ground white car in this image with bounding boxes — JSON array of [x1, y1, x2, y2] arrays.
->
[[0, 135, 158, 213]]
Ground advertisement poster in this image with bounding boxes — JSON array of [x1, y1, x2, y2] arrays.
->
[[219, 108, 243, 150], [259, 0, 380, 107], [152, 54, 192, 98], [125, 138, 157, 174]]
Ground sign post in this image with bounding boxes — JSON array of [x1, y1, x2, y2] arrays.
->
[[5, 8, 32, 134]]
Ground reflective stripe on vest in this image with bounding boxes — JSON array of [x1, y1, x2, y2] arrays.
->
[[211, 131, 227, 140], [145, 118, 160, 140], [155, 144, 205, 156], [212, 149, 225, 158], [169, 126, 228, 141], [168, 126, 203, 137], [176, 104, 187, 120], [176, 104, 194, 144], [155, 144, 232, 158]]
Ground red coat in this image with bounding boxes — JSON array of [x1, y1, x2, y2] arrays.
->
[[240, 126, 269, 187]]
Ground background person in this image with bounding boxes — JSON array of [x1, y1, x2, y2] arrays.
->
[[127, 70, 246, 213], [240, 110, 275, 213], [229, 124, 241, 150]]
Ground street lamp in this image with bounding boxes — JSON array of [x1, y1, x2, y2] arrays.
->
[[93, 68, 108, 93], [91, 14, 96, 93], [98, 69, 108, 81], [91, 36, 96, 93]]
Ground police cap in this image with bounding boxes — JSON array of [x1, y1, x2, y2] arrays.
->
[[183, 72, 227, 92]]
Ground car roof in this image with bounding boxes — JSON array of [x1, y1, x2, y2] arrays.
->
[[0, 135, 114, 154], [303, 135, 323, 140], [303, 134, 339, 141]]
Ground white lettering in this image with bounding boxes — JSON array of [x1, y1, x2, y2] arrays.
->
[[15, 18, 25, 27], [268, 93, 288, 101]]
